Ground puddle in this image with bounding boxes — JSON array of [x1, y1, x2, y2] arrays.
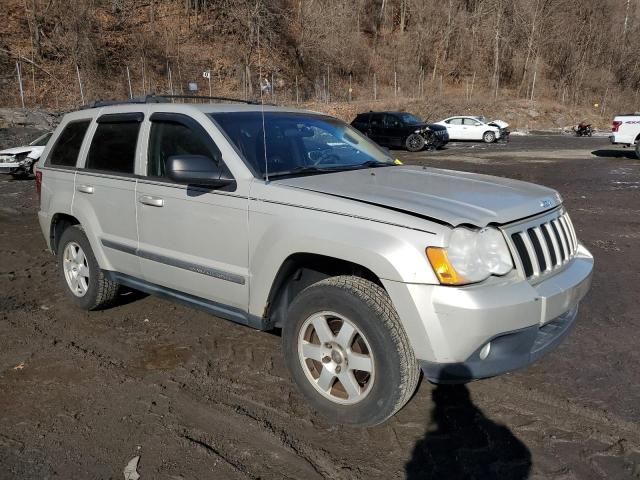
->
[[138, 344, 192, 371], [609, 168, 634, 175], [611, 181, 640, 190]]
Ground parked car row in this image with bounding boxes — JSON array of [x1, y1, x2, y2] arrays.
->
[[350, 111, 510, 152]]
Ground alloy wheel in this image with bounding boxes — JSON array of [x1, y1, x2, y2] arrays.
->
[[297, 311, 375, 405]]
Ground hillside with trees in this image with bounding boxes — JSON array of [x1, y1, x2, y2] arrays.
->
[[0, 0, 638, 125]]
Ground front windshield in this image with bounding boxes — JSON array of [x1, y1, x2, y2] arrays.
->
[[473, 116, 488, 124], [397, 113, 423, 125], [29, 132, 52, 146], [210, 112, 394, 178]]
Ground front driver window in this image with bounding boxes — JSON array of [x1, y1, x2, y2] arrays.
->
[[148, 120, 226, 178]]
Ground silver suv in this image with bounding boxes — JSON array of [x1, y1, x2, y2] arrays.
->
[[36, 99, 593, 426]]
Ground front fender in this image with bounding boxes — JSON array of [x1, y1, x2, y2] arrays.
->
[[247, 197, 443, 318]]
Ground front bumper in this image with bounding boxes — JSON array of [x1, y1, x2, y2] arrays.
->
[[0, 163, 24, 174], [420, 304, 578, 383], [383, 244, 593, 382]]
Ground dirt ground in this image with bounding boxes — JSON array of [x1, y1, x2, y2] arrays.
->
[[1, 134, 639, 479]]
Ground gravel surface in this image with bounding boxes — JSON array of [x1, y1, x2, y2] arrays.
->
[[1, 134, 639, 479]]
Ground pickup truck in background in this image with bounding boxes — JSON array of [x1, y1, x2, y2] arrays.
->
[[610, 114, 640, 158]]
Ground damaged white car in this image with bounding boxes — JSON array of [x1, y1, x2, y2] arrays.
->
[[436, 116, 510, 143], [0, 132, 52, 179]]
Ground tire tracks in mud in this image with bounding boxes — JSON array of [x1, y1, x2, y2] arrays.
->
[[2, 305, 355, 479], [6, 302, 640, 479]]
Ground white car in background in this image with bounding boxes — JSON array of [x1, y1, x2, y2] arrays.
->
[[0, 132, 52, 179], [436, 116, 509, 143]]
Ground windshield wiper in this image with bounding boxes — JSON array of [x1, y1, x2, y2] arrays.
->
[[343, 160, 394, 170], [265, 165, 335, 179], [266, 161, 393, 179]]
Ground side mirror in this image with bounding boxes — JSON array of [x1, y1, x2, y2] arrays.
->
[[166, 154, 233, 187]]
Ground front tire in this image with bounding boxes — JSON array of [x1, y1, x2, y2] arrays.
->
[[483, 131, 496, 143], [57, 225, 119, 310], [636, 140, 640, 159], [405, 133, 425, 152], [283, 276, 420, 426]]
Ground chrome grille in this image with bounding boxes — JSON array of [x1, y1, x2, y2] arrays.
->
[[509, 211, 578, 279]]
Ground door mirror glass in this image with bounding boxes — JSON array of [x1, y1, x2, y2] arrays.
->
[[166, 154, 233, 187]]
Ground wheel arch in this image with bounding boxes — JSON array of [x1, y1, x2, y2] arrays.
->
[[263, 253, 384, 329], [50, 213, 80, 254]]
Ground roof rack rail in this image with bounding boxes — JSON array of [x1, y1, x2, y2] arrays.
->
[[154, 94, 260, 105], [81, 94, 261, 110], [81, 95, 170, 109]]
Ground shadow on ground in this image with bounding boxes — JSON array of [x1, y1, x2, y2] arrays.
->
[[406, 368, 531, 479], [591, 149, 638, 159]]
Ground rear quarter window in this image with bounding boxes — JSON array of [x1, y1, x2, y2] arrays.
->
[[48, 120, 91, 167]]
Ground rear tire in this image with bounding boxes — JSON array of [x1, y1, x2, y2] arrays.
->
[[283, 275, 420, 426], [635, 140, 640, 159], [483, 131, 496, 143], [57, 225, 119, 310], [405, 133, 425, 152]]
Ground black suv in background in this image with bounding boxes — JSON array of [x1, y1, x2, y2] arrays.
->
[[351, 112, 449, 152]]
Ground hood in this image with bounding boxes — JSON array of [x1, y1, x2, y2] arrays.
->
[[275, 166, 561, 227], [488, 119, 509, 129], [0, 145, 44, 158], [0, 146, 32, 156]]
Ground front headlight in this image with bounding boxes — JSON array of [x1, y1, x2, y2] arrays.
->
[[14, 153, 29, 164], [426, 227, 513, 285]]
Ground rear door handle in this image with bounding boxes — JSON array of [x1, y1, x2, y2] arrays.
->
[[77, 184, 94, 194], [139, 195, 164, 207]]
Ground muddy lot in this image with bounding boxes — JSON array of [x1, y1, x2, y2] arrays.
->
[[1, 134, 639, 479]]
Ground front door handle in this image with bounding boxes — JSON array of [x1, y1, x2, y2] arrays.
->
[[139, 195, 164, 207], [77, 184, 94, 194]]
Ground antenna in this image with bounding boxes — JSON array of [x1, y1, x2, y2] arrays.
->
[[257, 22, 269, 183]]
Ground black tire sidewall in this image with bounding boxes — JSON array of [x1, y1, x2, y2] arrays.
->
[[57, 226, 102, 310], [405, 133, 425, 152], [635, 141, 640, 159], [283, 282, 406, 426]]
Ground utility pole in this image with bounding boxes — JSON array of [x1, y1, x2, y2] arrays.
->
[[76, 64, 85, 105], [373, 73, 377, 101], [16, 62, 25, 108], [126, 66, 133, 99]]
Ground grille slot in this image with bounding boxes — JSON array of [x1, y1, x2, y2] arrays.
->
[[509, 212, 578, 279]]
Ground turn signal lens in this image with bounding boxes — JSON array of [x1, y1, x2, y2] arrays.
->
[[426, 247, 465, 285]]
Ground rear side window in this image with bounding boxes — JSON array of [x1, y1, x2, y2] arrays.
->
[[448, 118, 463, 125], [370, 114, 383, 126], [48, 120, 91, 167], [86, 115, 142, 174], [354, 114, 370, 124]]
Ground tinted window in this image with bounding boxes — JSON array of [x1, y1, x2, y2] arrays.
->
[[148, 120, 224, 178], [29, 132, 53, 147], [383, 114, 401, 128], [48, 121, 90, 167], [398, 113, 423, 124], [86, 122, 141, 173], [353, 113, 370, 124], [370, 114, 383, 126]]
